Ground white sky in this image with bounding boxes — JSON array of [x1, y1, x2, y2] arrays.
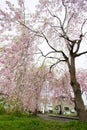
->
[[0, 0, 39, 12], [25, 0, 39, 13]]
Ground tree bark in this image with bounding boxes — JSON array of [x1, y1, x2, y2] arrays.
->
[[33, 108, 38, 116], [68, 55, 87, 122], [71, 81, 87, 122]]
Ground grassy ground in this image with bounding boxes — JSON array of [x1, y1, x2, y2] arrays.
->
[[0, 114, 87, 130]]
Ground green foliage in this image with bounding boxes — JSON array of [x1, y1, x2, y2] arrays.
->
[[0, 104, 6, 115], [0, 96, 6, 114], [0, 114, 87, 130]]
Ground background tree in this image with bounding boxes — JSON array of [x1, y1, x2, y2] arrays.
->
[[0, 0, 37, 113], [53, 70, 87, 104]]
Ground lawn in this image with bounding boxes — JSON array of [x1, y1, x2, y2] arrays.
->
[[0, 114, 87, 130]]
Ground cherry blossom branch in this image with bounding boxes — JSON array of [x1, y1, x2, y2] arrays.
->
[[18, 21, 42, 36]]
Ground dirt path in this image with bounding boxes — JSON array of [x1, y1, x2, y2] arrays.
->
[[38, 114, 79, 122]]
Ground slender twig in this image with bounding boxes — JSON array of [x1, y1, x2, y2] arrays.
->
[[66, 13, 74, 32], [39, 49, 59, 59], [41, 32, 58, 52], [61, 0, 67, 26], [81, 19, 87, 34], [74, 35, 83, 54], [50, 59, 66, 71], [18, 21, 38, 33], [47, 7, 62, 27]]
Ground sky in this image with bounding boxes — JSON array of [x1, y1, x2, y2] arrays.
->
[[0, 0, 39, 12], [25, 0, 39, 13]]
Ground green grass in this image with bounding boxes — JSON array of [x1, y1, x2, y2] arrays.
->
[[0, 114, 87, 130]]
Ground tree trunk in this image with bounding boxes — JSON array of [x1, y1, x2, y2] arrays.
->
[[33, 95, 39, 116], [71, 80, 87, 122], [33, 108, 38, 116], [69, 56, 87, 122]]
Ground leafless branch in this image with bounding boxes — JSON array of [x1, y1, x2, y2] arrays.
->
[[66, 13, 74, 32], [50, 59, 66, 71], [74, 35, 83, 54], [81, 19, 87, 35], [41, 32, 58, 52], [44, 51, 58, 57], [61, 0, 67, 26], [47, 7, 62, 27], [18, 21, 44, 38], [76, 51, 87, 57], [59, 33, 72, 43], [61, 51, 68, 61], [18, 21, 38, 33], [38, 48, 68, 70], [83, 32, 87, 37], [39, 49, 59, 60], [49, 24, 61, 35], [39, 43, 68, 61]]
